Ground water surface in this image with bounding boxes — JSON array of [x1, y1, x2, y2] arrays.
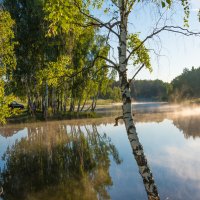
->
[[0, 103, 200, 200]]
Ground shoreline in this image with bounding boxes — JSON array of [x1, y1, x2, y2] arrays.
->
[[5, 101, 200, 125]]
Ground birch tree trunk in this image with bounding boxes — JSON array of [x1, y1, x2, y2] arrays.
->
[[77, 98, 81, 112], [60, 90, 63, 112], [52, 87, 56, 114], [80, 97, 87, 111], [118, 1, 159, 199], [63, 85, 67, 113], [91, 96, 96, 112], [44, 81, 48, 120]]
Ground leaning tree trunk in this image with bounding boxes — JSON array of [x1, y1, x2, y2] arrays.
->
[[118, 1, 159, 199], [77, 98, 81, 113], [80, 97, 87, 111], [90, 96, 96, 112]]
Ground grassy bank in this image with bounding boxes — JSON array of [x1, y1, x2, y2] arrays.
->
[[6, 98, 121, 124], [7, 111, 102, 124]]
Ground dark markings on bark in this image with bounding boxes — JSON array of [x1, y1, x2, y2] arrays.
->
[[119, 69, 128, 77], [134, 154, 148, 166], [123, 116, 130, 120], [127, 125, 136, 134], [123, 111, 131, 115], [130, 138, 136, 143], [126, 97, 132, 104], [122, 96, 131, 104]]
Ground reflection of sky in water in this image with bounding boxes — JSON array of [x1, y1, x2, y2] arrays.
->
[[0, 129, 27, 170], [137, 119, 200, 200], [0, 109, 200, 199], [97, 118, 200, 200]]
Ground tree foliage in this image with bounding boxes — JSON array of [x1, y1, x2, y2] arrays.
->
[[170, 67, 200, 101], [127, 34, 151, 72], [0, 10, 16, 124], [131, 80, 169, 101], [1, 0, 112, 121]]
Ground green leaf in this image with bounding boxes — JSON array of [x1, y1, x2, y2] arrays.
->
[[166, 0, 171, 6], [161, 1, 166, 8]]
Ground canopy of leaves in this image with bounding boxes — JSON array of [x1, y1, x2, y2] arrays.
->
[[44, 0, 86, 37], [0, 10, 16, 78], [37, 55, 71, 86], [0, 10, 16, 124]]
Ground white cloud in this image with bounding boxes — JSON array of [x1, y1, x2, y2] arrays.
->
[[152, 138, 200, 187]]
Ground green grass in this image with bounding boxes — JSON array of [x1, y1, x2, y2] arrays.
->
[[7, 110, 101, 124], [6, 98, 120, 124]]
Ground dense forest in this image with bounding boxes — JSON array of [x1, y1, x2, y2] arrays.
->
[[0, 0, 149, 122], [0, 1, 116, 122]]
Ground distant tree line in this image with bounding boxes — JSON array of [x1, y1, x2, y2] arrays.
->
[[102, 66, 200, 102], [131, 80, 169, 101], [100, 79, 170, 102], [170, 67, 200, 102]]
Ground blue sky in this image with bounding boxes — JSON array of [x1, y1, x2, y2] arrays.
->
[[129, 0, 200, 82], [94, 0, 200, 82]]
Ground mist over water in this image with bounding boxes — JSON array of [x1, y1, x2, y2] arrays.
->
[[0, 103, 200, 200]]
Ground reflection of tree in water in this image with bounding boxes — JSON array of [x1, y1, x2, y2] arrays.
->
[[134, 113, 166, 124], [172, 115, 200, 139], [134, 112, 200, 139], [132, 112, 200, 139], [1, 124, 121, 200], [0, 127, 24, 138]]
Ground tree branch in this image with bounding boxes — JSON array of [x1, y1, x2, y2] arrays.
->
[[114, 116, 123, 126], [129, 64, 145, 83], [126, 1, 134, 16], [97, 55, 118, 69], [46, 52, 118, 84], [74, 1, 120, 38], [126, 26, 200, 63]]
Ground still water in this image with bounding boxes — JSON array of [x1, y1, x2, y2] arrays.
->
[[0, 103, 200, 200]]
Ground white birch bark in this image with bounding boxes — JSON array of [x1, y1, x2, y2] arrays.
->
[[118, 1, 159, 199], [44, 81, 48, 119]]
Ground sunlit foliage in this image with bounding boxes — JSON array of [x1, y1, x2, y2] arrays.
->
[[0, 10, 16, 124]]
